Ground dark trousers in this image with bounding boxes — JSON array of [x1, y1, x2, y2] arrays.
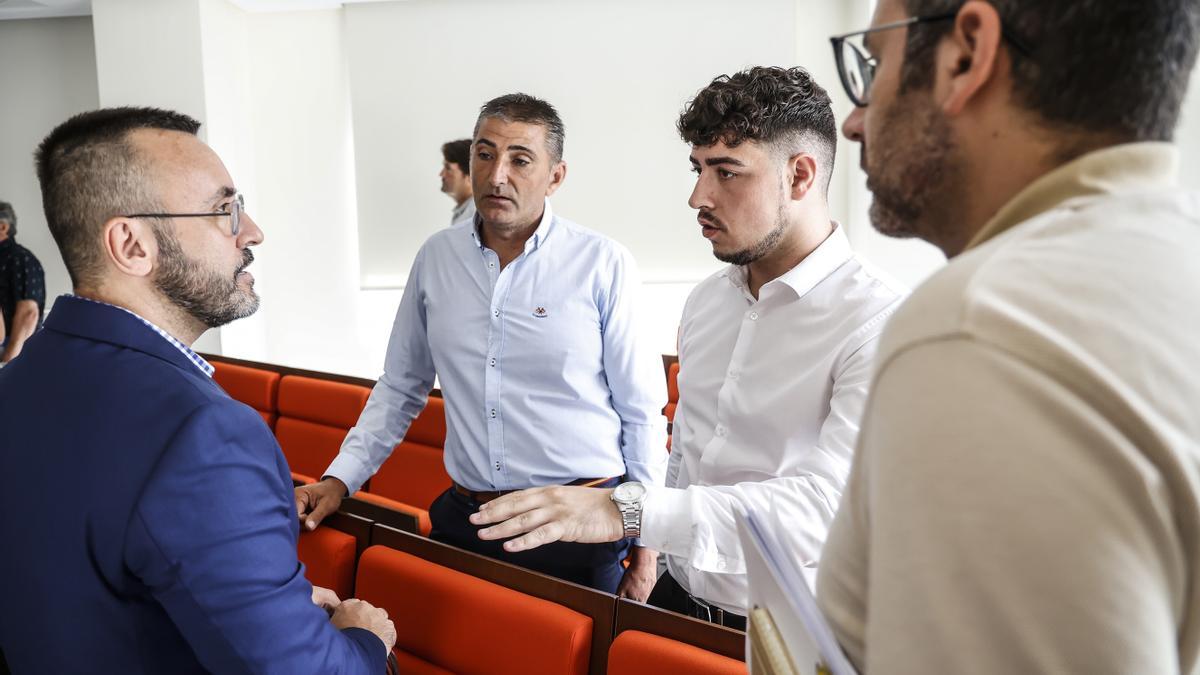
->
[[428, 482, 631, 594], [648, 570, 747, 631]]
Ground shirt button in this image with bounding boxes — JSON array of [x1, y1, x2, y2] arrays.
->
[[489, 358, 496, 367], [490, 409, 497, 418], [495, 462, 501, 471], [493, 309, 500, 317], [717, 557, 727, 571], [748, 311, 759, 321], [728, 370, 739, 380], [488, 262, 495, 268], [714, 425, 726, 437]]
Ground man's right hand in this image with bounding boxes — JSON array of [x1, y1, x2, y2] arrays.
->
[[331, 598, 397, 654], [295, 478, 348, 531]]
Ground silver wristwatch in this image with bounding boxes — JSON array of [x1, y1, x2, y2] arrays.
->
[[611, 481, 647, 539]]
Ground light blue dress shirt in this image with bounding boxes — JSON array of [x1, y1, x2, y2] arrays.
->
[[327, 200, 668, 494]]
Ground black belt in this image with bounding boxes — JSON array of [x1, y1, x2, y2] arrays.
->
[[683, 593, 747, 630], [452, 476, 614, 504]]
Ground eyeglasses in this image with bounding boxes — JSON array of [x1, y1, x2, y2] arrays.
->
[[125, 193, 245, 236], [830, 11, 1033, 107]]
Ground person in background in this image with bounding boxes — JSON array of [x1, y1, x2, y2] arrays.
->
[[0, 200, 46, 364], [440, 138, 476, 225]]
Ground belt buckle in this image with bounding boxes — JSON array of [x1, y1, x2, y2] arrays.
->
[[690, 594, 716, 624]]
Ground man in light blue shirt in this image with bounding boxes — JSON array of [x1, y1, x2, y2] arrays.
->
[[296, 93, 668, 598]]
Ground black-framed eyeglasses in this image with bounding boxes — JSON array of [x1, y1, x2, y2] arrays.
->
[[830, 12, 1034, 108], [124, 193, 245, 236]]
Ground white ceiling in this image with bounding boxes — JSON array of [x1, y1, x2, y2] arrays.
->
[[0, 0, 400, 21]]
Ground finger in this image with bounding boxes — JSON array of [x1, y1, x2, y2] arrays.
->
[[477, 507, 556, 541], [294, 489, 311, 520], [470, 488, 550, 525], [501, 521, 565, 553], [305, 495, 337, 531]]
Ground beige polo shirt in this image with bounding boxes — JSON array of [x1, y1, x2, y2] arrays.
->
[[815, 142, 1200, 674]]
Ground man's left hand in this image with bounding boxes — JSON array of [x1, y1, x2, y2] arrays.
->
[[616, 547, 659, 602], [469, 486, 624, 553]]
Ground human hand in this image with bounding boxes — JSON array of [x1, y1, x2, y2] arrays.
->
[[616, 547, 659, 602], [332, 598, 397, 653], [295, 477, 348, 531], [311, 585, 341, 615], [469, 486, 624, 553]]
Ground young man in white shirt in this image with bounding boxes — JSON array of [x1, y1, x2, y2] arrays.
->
[[470, 66, 906, 629]]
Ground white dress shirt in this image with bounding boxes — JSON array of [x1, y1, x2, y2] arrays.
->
[[641, 224, 906, 614], [817, 143, 1200, 674], [327, 200, 667, 495]]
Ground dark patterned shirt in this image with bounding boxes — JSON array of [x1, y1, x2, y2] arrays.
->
[[0, 238, 46, 337]]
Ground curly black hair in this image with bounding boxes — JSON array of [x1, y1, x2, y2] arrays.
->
[[678, 66, 837, 193]]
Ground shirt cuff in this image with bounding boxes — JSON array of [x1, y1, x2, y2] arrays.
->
[[639, 484, 691, 557], [323, 452, 373, 496]]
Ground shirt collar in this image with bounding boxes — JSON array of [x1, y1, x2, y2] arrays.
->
[[67, 294, 214, 377], [470, 198, 555, 252], [720, 221, 853, 301], [966, 141, 1180, 250]]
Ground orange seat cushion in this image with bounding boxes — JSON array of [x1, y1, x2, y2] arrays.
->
[[356, 546, 591, 675], [212, 362, 281, 428], [277, 376, 371, 428], [608, 630, 746, 675], [276, 417, 351, 484], [365, 397, 450, 512], [354, 491, 432, 536], [297, 526, 357, 600]]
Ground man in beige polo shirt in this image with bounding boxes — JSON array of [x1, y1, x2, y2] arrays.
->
[[817, 0, 1200, 673]]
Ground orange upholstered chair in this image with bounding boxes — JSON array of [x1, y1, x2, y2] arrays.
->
[[359, 396, 450, 535], [274, 376, 371, 483], [356, 546, 592, 675], [297, 525, 357, 600], [212, 362, 281, 429], [608, 630, 746, 675]]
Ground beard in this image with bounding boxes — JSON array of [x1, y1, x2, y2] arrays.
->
[[864, 91, 962, 246], [153, 227, 260, 329], [711, 199, 789, 267]]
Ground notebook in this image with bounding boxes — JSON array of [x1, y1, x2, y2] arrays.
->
[[736, 508, 859, 675]]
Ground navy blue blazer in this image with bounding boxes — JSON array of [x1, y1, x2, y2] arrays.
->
[[0, 296, 385, 674]]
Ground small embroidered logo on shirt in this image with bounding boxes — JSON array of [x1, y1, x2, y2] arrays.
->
[[533, 306, 549, 318]]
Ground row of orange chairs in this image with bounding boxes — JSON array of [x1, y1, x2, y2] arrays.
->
[[213, 361, 450, 534], [213, 358, 684, 534], [296, 516, 745, 675]]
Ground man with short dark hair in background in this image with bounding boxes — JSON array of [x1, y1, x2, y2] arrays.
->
[[0, 107, 395, 674], [440, 138, 475, 225], [468, 67, 905, 630], [815, 1, 1200, 672], [0, 201, 45, 364], [297, 93, 668, 599]]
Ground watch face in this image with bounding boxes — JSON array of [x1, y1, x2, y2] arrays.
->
[[614, 481, 646, 502]]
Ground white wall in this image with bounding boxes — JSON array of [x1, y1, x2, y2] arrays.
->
[[0, 16, 99, 310], [344, 0, 796, 289], [1177, 64, 1200, 192]]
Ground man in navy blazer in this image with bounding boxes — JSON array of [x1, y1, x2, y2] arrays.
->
[[0, 107, 395, 674]]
